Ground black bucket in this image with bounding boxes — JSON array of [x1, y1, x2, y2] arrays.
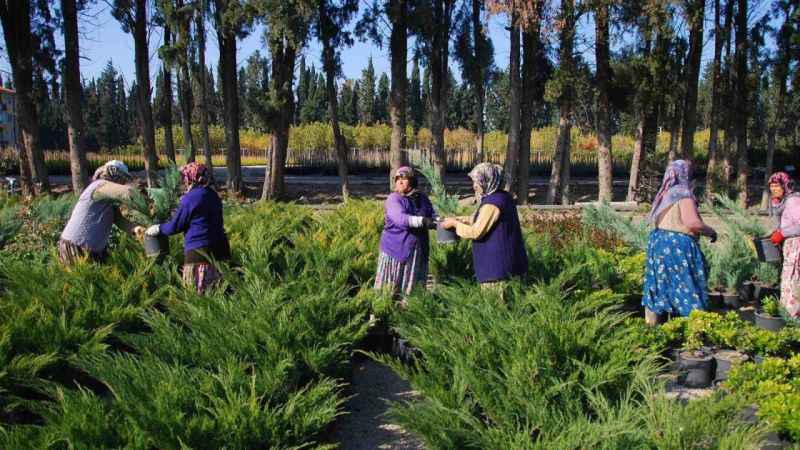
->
[[677, 351, 714, 388], [436, 223, 458, 243], [754, 237, 782, 263], [722, 292, 741, 309], [143, 234, 169, 258], [755, 311, 786, 332], [713, 350, 749, 383]]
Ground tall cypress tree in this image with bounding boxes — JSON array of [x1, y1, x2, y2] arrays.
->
[[358, 56, 376, 124], [375, 73, 390, 123], [408, 55, 423, 131]]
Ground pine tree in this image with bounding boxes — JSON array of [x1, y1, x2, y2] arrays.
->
[[408, 55, 423, 131], [358, 57, 376, 124], [338, 79, 355, 125], [375, 73, 389, 123], [296, 56, 309, 124]]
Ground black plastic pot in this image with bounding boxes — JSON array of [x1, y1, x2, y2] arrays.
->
[[436, 223, 458, 243], [678, 350, 715, 388], [755, 285, 780, 302], [738, 281, 755, 303], [753, 237, 782, 263], [755, 311, 786, 332], [713, 350, 749, 383], [707, 291, 724, 309], [722, 291, 741, 309], [143, 234, 169, 258]]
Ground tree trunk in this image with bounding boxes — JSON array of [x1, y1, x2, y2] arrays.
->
[[263, 36, 296, 200], [162, 25, 176, 163], [627, 37, 652, 202], [519, 16, 541, 205], [668, 104, 681, 162], [547, 0, 574, 204], [504, 14, 520, 196], [195, 1, 213, 181], [760, 11, 790, 209], [734, 0, 748, 207], [720, 0, 735, 192], [176, 0, 195, 163], [320, 0, 349, 200], [680, 0, 705, 160], [217, 14, 241, 194], [705, 0, 724, 200], [429, 0, 453, 181], [595, 1, 613, 202], [0, 0, 48, 195], [388, 0, 407, 188], [134, 0, 158, 186], [61, 0, 89, 192], [472, 0, 484, 162]]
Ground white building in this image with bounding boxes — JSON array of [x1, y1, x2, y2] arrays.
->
[[0, 86, 16, 148]]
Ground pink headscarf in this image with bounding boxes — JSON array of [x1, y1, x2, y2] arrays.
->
[[648, 160, 696, 224], [181, 162, 210, 186], [768, 171, 798, 219]]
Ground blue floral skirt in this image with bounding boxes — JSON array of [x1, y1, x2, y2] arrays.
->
[[642, 229, 708, 316]]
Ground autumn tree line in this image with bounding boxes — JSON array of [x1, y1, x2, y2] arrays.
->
[[0, 0, 798, 205]]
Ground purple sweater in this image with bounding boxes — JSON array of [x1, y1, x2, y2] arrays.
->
[[159, 186, 228, 253], [379, 192, 434, 262]]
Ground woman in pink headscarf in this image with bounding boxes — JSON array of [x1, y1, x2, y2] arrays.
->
[[767, 171, 800, 317]]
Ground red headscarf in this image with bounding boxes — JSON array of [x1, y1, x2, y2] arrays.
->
[[181, 162, 210, 186]]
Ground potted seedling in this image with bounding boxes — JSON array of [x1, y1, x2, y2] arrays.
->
[[677, 348, 715, 388], [722, 272, 742, 309], [752, 263, 780, 302], [417, 159, 460, 243], [755, 295, 786, 332], [125, 164, 182, 258]]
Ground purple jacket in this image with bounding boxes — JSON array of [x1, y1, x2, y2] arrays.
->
[[160, 186, 228, 254], [379, 192, 435, 262]]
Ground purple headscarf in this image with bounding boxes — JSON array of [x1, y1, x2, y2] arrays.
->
[[768, 171, 799, 221], [648, 160, 696, 224]]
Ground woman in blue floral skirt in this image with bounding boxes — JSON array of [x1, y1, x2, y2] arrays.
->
[[643, 160, 718, 325]]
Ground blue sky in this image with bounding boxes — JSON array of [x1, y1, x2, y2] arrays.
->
[[0, 2, 776, 91]]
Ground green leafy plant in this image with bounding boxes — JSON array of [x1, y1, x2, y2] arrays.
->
[[415, 158, 459, 216], [581, 202, 650, 251], [710, 194, 769, 237], [125, 163, 183, 223], [762, 295, 782, 317], [754, 262, 780, 286]]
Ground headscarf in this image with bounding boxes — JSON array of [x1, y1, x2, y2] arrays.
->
[[93, 160, 132, 183], [181, 162, 210, 186], [768, 171, 798, 219], [394, 166, 418, 189], [468, 163, 503, 200], [648, 159, 695, 224]]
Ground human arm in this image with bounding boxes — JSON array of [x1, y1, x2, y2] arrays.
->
[[678, 198, 717, 241], [92, 181, 135, 203], [156, 197, 192, 236], [442, 205, 501, 240]]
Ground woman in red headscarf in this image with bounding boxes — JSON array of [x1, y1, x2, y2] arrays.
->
[[767, 171, 800, 317], [145, 163, 230, 294]]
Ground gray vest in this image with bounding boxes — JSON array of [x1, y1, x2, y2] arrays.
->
[[60, 180, 116, 252]]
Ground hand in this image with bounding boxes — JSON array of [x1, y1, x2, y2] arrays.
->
[[771, 229, 785, 246], [421, 217, 436, 230], [145, 224, 161, 237], [708, 229, 718, 243], [133, 226, 145, 240], [441, 218, 458, 230]]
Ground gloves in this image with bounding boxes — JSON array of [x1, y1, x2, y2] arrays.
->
[[145, 224, 161, 237], [771, 229, 785, 246], [709, 230, 718, 243], [422, 217, 436, 230]]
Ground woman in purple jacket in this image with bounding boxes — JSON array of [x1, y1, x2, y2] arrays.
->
[[374, 166, 436, 298], [145, 163, 230, 294]]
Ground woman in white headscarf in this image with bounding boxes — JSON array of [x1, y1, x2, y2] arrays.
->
[[642, 160, 717, 325], [59, 160, 144, 265]]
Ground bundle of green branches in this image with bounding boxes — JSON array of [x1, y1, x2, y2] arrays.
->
[[125, 163, 183, 224], [710, 194, 768, 237], [581, 202, 649, 251], [415, 158, 459, 216]]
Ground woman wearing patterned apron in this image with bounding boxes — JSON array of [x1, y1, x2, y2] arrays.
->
[[59, 160, 144, 266], [374, 166, 436, 299], [766, 171, 800, 317], [642, 160, 717, 325], [440, 163, 528, 294], [145, 163, 230, 294]]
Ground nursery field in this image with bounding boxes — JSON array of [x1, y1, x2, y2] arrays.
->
[[0, 191, 797, 449]]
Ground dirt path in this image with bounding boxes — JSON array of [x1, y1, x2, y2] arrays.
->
[[332, 359, 425, 450]]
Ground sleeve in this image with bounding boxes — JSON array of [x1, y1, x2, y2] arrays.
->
[[92, 181, 134, 203], [159, 197, 192, 236], [781, 197, 800, 237], [384, 194, 411, 229], [455, 204, 501, 240]]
